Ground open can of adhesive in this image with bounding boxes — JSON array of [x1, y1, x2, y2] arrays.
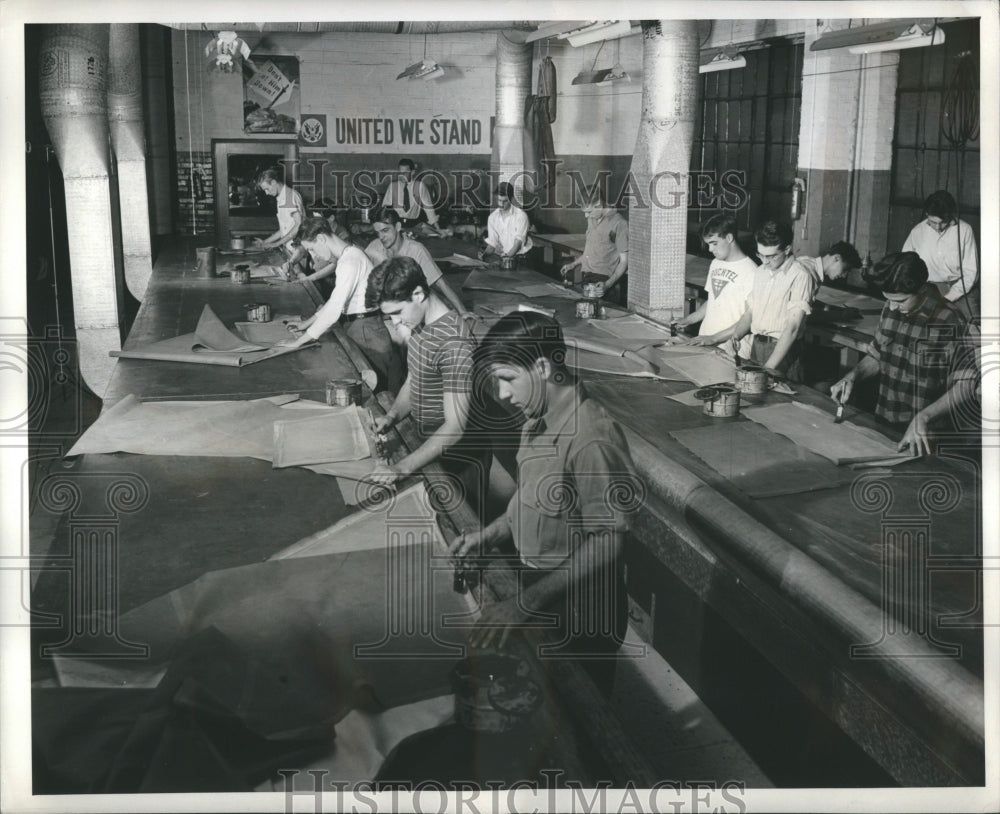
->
[[576, 299, 602, 319], [734, 363, 769, 394], [581, 280, 605, 299], [244, 303, 272, 322], [695, 383, 741, 418], [231, 266, 251, 285], [326, 378, 362, 407]]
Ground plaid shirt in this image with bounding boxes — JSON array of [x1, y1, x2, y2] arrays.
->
[[865, 285, 978, 425]]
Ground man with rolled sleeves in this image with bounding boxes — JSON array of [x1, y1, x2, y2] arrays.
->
[[559, 190, 629, 306], [830, 252, 980, 456], [695, 220, 819, 380], [449, 312, 639, 696], [278, 217, 405, 394]]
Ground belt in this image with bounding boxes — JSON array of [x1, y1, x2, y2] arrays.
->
[[342, 311, 379, 323]]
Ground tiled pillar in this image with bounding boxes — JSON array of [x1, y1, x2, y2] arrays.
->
[[629, 21, 700, 322]]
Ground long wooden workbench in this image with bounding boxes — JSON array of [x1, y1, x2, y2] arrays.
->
[[31, 234, 984, 793], [30, 237, 658, 794], [444, 240, 983, 787]]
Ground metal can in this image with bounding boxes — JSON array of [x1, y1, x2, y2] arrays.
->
[[695, 384, 741, 418], [326, 378, 362, 407], [735, 363, 769, 394], [245, 303, 272, 322], [576, 299, 599, 319], [231, 267, 251, 285], [582, 280, 605, 299]]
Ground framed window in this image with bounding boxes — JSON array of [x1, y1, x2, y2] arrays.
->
[[888, 18, 980, 252], [690, 39, 804, 235]]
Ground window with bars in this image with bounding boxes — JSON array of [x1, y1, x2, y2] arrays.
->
[[888, 18, 980, 252], [689, 39, 804, 236]]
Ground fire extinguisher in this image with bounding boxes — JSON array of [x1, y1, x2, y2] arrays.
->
[[791, 177, 806, 221]]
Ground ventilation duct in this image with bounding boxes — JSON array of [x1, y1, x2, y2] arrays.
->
[[628, 21, 699, 321], [40, 24, 121, 399], [109, 23, 153, 301], [492, 33, 533, 194]]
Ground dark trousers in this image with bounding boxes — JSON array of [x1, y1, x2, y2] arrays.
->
[[749, 333, 804, 382], [343, 315, 405, 395]]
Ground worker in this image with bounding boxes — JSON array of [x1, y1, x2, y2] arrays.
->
[[381, 158, 441, 233], [365, 257, 490, 515], [559, 189, 629, 306], [694, 220, 818, 380], [278, 217, 404, 394], [798, 240, 863, 284], [449, 311, 637, 696], [902, 190, 979, 315], [674, 213, 758, 350], [479, 182, 532, 263], [830, 252, 979, 456], [253, 166, 305, 257], [366, 207, 468, 314]]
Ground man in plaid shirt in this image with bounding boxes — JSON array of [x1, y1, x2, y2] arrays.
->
[[830, 252, 979, 456]]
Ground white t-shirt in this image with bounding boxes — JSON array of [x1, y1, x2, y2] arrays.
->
[[699, 255, 758, 337]]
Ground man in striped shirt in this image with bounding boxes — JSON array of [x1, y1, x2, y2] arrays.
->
[[830, 252, 979, 456], [365, 257, 490, 513]]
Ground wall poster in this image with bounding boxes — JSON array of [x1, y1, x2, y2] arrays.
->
[[242, 54, 300, 135]]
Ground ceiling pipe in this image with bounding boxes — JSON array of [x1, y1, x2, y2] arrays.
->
[[172, 22, 535, 34], [40, 24, 121, 400], [108, 23, 153, 302]]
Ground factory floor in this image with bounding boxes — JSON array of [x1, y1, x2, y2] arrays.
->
[[25, 355, 771, 789]]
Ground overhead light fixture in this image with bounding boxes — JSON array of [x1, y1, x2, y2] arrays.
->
[[563, 20, 636, 48], [572, 63, 630, 85], [848, 25, 945, 54], [525, 20, 594, 44], [810, 19, 945, 54], [397, 34, 444, 80], [396, 59, 444, 80], [699, 48, 746, 74]]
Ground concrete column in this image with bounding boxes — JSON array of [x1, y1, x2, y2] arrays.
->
[[40, 24, 121, 400], [491, 33, 532, 196], [109, 23, 153, 301], [629, 21, 700, 322], [797, 24, 899, 260]]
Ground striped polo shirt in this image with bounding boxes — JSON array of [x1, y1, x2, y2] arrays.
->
[[407, 311, 476, 438]]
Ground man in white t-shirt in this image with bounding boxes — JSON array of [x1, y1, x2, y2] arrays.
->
[[675, 213, 758, 350], [253, 165, 305, 257], [481, 182, 532, 261]]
